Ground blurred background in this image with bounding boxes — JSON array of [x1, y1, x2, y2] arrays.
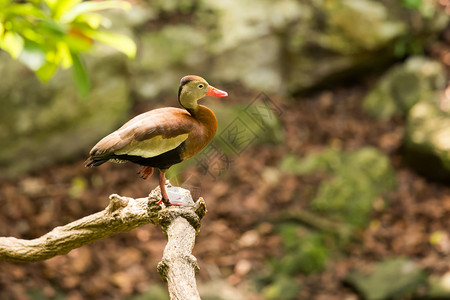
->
[[0, 0, 450, 299]]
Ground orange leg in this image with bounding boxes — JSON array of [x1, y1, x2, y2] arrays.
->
[[158, 171, 170, 205], [139, 166, 154, 179]]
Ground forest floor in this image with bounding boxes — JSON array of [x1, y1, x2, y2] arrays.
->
[[1, 30, 450, 300]]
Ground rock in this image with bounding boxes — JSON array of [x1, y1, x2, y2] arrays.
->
[[363, 56, 446, 120], [211, 35, 284, 93], [1, 0, 447, 177], [280, 147, 396, 227], [0, 53, 131, 178], [319, 0, 407, 53], [404, 99, 450, 181], [207, 0, 446, 94], [372, 57, 450, 181], [286, 0, 407, 93], [346, 258, 426, 300], [129, 0, 447, 95], [132, 25, 207, 99], [205, 0, 304, 94]]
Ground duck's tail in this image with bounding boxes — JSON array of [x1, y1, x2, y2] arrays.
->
[[84, 156, 109, 167]]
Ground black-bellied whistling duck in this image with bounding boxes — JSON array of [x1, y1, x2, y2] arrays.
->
[[85, 75, 228, 205]]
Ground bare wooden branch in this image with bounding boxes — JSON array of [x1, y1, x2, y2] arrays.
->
[[157, 198, 207, 300], [0, 193, 161, 263], [0, 184, 207, 300]]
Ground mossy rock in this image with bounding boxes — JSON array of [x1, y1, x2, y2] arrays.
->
[[0, 53, 131, 178], [404, 100, 450, 181], [363, 56, 446, 120], [276, 225, 331, 275], [280, 147, 396, 227], [346, 258, 426, 300], [128, 0, 447, 95]]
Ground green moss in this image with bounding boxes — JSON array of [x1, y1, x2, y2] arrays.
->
[[280, 147, 396, 227], [258, 224, 328, 299], [322, 0, 406, 53], [277, 225, 330, 275], [126, 284, 169, 300], [346, 258, 426, 300], [404, 100, 450, 180], [262, 275, 301, 300], [363, 56, 446, 120]]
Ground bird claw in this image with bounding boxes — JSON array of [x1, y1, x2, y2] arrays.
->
[[139, 166, 154, 180], [157, 197, 170, 206]]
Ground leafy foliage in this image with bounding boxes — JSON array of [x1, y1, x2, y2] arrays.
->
[[0, 0, 136, 96]]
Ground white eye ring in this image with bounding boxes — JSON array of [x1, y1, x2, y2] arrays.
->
[[198, 84, 204, 89]]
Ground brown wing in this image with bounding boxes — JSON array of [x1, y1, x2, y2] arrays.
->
[[89, 107, 194, 159]]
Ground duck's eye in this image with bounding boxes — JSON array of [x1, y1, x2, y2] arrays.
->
[[198, 84, 204, 89]]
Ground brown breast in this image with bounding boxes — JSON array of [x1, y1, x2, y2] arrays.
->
[[181, 105, 218, 160]]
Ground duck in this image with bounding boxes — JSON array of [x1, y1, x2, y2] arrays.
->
[[85, 75, 228, 205]]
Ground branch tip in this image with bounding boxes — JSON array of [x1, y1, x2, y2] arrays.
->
[[107, 194, 129, 213], [157, 254, 199, 281], [157, 259, 169, 282], [194, 197, 207, 220]]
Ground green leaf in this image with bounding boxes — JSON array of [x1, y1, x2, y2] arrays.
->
[[44, 0, 58, 11], [5, 3, 47, 19], [0, 31, 24, 59], [60, 0, 131, 24], [53, 0, 82, 20], [38, 19, 66, 36], [64, 30, 93, 52], [77, 12, 103, 29], [87, 30, 136, 58], [0, 0, 12, 7], [56, 41, 72, 68], [22, 28, 45, 44], [70, 52, 90, 97], [36, 61, 58, 82]]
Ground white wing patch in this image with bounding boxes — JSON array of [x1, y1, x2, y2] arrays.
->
[[114, 134, 188, 158]]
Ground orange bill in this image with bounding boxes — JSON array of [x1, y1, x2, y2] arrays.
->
[[206, 86, 228, 97]]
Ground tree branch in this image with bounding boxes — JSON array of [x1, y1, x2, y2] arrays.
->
[[157, 198, 207, 300], [0, 193, 161, 263], [0, 184, 207, 299]]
